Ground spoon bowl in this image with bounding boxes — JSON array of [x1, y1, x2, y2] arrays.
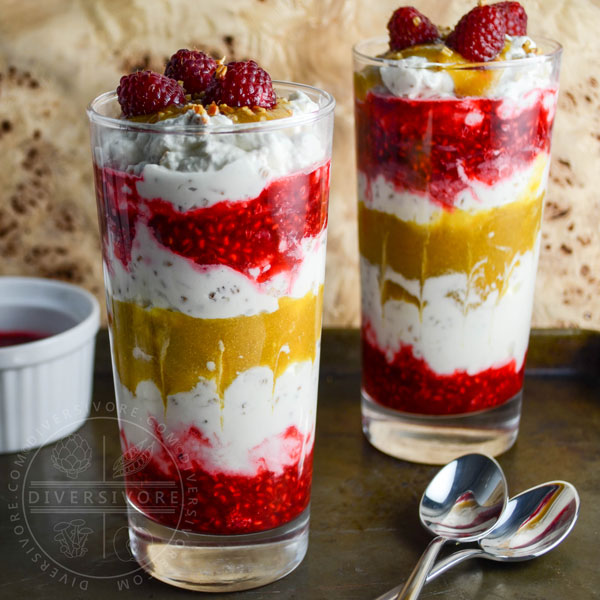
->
[[396, 453, 508, 600], [420, 453, 508, 540], [427, 479, 580, 579], [479, 480, 579, 560]]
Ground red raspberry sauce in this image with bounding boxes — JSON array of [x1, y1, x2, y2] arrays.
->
[[94, 162, 330, 281], [355, 88, 556, 208], [0, 331, 49, 347], [361, 327, 524, 415], [122, 423, 313, 535]]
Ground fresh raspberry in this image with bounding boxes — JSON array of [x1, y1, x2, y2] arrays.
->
[[205, 60, 276, 108], [447, 4, 507, 62], [164, 49, 217, 95], [495, 1, 527, 36], [387, 6, 439, 51], [116, 71, 186, 117]]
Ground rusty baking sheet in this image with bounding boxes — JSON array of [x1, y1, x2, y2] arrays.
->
[[0, 329, 598, 599]]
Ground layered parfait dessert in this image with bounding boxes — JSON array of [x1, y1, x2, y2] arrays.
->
[[90, 51, 332, 536], [355, 3, 561, 418]]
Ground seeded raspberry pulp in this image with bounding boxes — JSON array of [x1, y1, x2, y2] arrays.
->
[[387, 6, 439, 51], [447, 4, 507, 62], [495, 1, 527, 36], [117, 71, 186, 117], [206, 60, 276, 109], [164, 49, 217, 95]]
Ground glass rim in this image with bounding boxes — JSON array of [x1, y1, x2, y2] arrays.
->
[[87, 80, 335, 135], [352, 35, 562, 70]]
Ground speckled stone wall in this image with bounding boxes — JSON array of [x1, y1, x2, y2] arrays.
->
[[0, 0, 598, 328]]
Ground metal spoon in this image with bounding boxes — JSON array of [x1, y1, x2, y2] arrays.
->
[[395, 453, 508, 600], [376, 480, 579, 600], [428, 480, 580, 577]]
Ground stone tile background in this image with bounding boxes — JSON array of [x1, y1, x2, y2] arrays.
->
[[0, 0, 598, 328]]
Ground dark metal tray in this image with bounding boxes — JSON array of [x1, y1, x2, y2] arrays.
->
[[1, 329, 598, 599]]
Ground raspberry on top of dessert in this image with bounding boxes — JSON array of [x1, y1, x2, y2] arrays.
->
[[116, 52, 287, 123], [388, 2, 528, 63], [354, 2, 542, 101]]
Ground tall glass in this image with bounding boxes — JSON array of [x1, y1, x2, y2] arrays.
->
[[354, 38, 561, 464], [88, 83, 334, 591]]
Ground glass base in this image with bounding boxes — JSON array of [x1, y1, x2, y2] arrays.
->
[[127, 501, 309, 592], [361, 390, 521, 465]]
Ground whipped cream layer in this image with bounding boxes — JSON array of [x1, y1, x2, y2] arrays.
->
[[358, 152, 549, 225], [380, 36, 554, 100], [360, 242, 538, 375], [104, 222, 327, 318], [96, 91, 327, 208], [117, 352, 319, 476]]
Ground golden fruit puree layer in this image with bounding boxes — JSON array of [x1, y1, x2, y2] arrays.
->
[[110, 287, 323, 405], [359, 177, 544, 311]]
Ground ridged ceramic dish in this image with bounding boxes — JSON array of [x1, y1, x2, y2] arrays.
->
[[0, 277, 100, 454]]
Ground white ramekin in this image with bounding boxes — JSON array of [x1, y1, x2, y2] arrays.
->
[[0, 277, 100, 454]]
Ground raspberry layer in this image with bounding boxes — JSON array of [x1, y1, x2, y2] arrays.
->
[[94, 163, 330, 283], [121, 422, 312, 535], [361, 327, 524, 415], [355, 88, 556, 208], [116, 353, 319, 533]]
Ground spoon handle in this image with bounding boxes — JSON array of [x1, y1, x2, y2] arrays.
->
[[395, 535, 446, 600], [427, 547, 484, 580], [373, 548, 485, 600]]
